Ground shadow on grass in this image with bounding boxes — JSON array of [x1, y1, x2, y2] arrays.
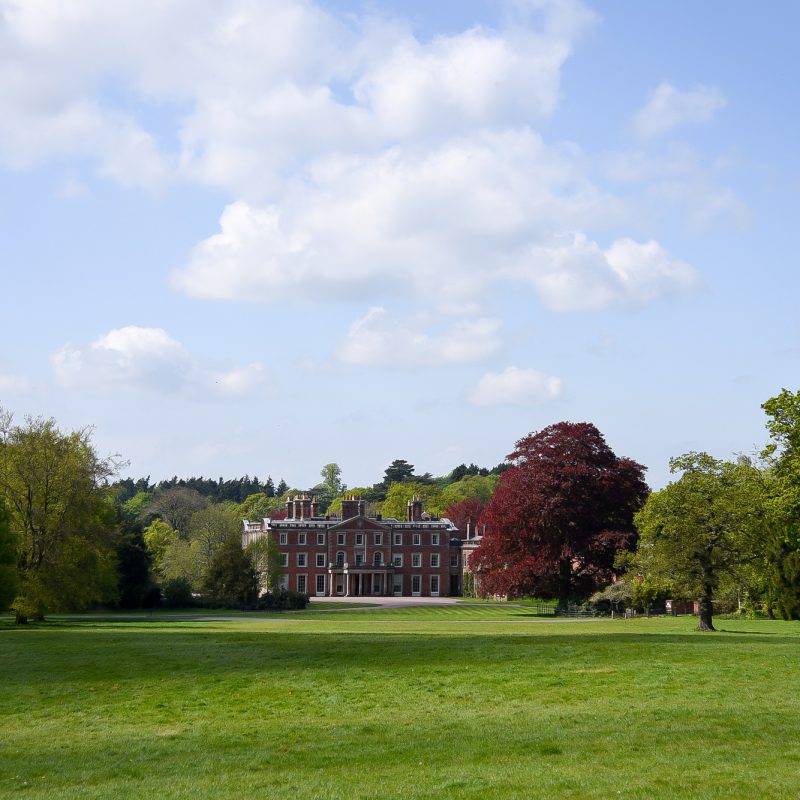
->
[[3, 619, 800, 691]]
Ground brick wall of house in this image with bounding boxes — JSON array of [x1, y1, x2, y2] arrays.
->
[[243, 510, 459, 597]]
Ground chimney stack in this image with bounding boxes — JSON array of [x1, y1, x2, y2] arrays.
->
[[407, 495, 423, 522]]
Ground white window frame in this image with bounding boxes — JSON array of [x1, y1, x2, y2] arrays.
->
[[298, 532, 307, 545], [374, 533, 383, 545], [450, 553, 459, 567], [393, 533, 403, 546], [430, 575, 440, 596], [412, 533, 421, 546], [336, 551, 345, 566], [392, 554, 403, 567], [431, 533, 439, 546], [373, 551, 383, 566], [412, 553, 422, 568], [355, 533, 364, 546], [297, 552, 307, 568], [279, 532, 288, 545], [355, 553, 364, 566], [337, 532, 346, 545], [280, 552, 289, 567], [297, 574, 307, 594], [411, 574, 422, 596], [278, 574, 289, 591], [315, 574, 326, 596], [430, 553, 440, 568], [317, 532, 325, 545], [316, 553, 326, 567]]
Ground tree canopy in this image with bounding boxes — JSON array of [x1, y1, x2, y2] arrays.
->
[[0, 497, 17, 612], [473, 422, 648, 606], [0, 411, 119, 622], [761, 389, 800, 618], [633, 453, 772, 630]]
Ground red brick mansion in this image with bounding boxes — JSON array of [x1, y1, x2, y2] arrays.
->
[[242, 495, 482, 597]]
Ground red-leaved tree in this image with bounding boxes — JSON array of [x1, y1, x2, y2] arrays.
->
[[443, 498, 487, 537], [472, 422, 648, 606]]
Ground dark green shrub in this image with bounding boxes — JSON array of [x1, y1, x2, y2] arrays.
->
[[256, 590, 309, 611], [141, 585, 163, 609], [162, 577, 193, 608]]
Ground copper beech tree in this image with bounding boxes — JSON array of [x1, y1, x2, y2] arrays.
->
[[473, 422, 648, 607]]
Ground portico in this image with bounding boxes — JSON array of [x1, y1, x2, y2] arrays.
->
[[328, 564, 396, 596]]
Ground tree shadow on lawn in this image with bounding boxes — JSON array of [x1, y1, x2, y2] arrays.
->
[[3, 622, 799, 688]]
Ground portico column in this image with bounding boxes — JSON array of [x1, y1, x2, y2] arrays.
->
[[345, 572, 350, 597]]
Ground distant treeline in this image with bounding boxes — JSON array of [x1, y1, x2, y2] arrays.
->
[[115, 474, 287, 506], [114, 460, 509, 507]]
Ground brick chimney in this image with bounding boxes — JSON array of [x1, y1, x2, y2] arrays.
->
[[341, 496, 365, 520], [407, 495, 423, 521]]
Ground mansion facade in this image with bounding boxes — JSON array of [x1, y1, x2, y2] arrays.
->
[[242, 495, 481, 598]]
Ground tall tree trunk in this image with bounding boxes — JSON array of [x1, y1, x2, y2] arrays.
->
[[15, 610, 28, 625], [557, 559, 571, 610], [697, 581, 715, 631]]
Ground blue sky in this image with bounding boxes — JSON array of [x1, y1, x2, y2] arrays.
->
[[1, 0, 797, 490]]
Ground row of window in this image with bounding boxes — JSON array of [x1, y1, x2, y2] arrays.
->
[[283, 552, 457, 568], [290, 573, 442, 596], [276, 531, 443, 547]]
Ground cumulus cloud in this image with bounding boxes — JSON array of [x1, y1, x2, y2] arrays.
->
[[512, 233, 701, 311], [339, 307, 502, 367], [0, 0, 592, 194], [634, 82, 726, 139], [470, 366, 562, 406], [172, 130, 643, 310], [51, 325, 266, 396], [1, 1, 704, 318]]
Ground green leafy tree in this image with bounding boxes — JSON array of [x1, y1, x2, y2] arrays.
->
[[0, 411, 120, 623], [439, 474, 497, 509], [383, 459, 416, 484], [0, 497, 17, 612], [119, 490, 152, 525], [633, 453, 771, 631], [238, 492, 284, 521], [762, 389, 800, 618], [115, 522, 153, 609], [312, 463, 345, 511], [246, 535, 283, 593], [144, 486, 208, 536], [202, 531, 259, 607], [381, 482, 443, 519], [143, 519, 178, 577], [158, 505, 241, 591], [162, 576, 193, 608]]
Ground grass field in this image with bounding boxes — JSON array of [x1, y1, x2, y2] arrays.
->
[[2, 607, 799, 799]]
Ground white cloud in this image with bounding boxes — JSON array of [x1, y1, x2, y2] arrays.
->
[[339, 307, 502, 367], [51, 325, 266, 397], [470, 366, 562, 406], [1, 1, 702, 318], [512, 232, 701, 311], [0, 0, 592, 194], [634, 82, 726, 139], [172, 130, 638, 310], [0, 373, 30, 393]]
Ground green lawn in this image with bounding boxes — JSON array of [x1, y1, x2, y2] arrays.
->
[[2, 609, 799, 799]]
